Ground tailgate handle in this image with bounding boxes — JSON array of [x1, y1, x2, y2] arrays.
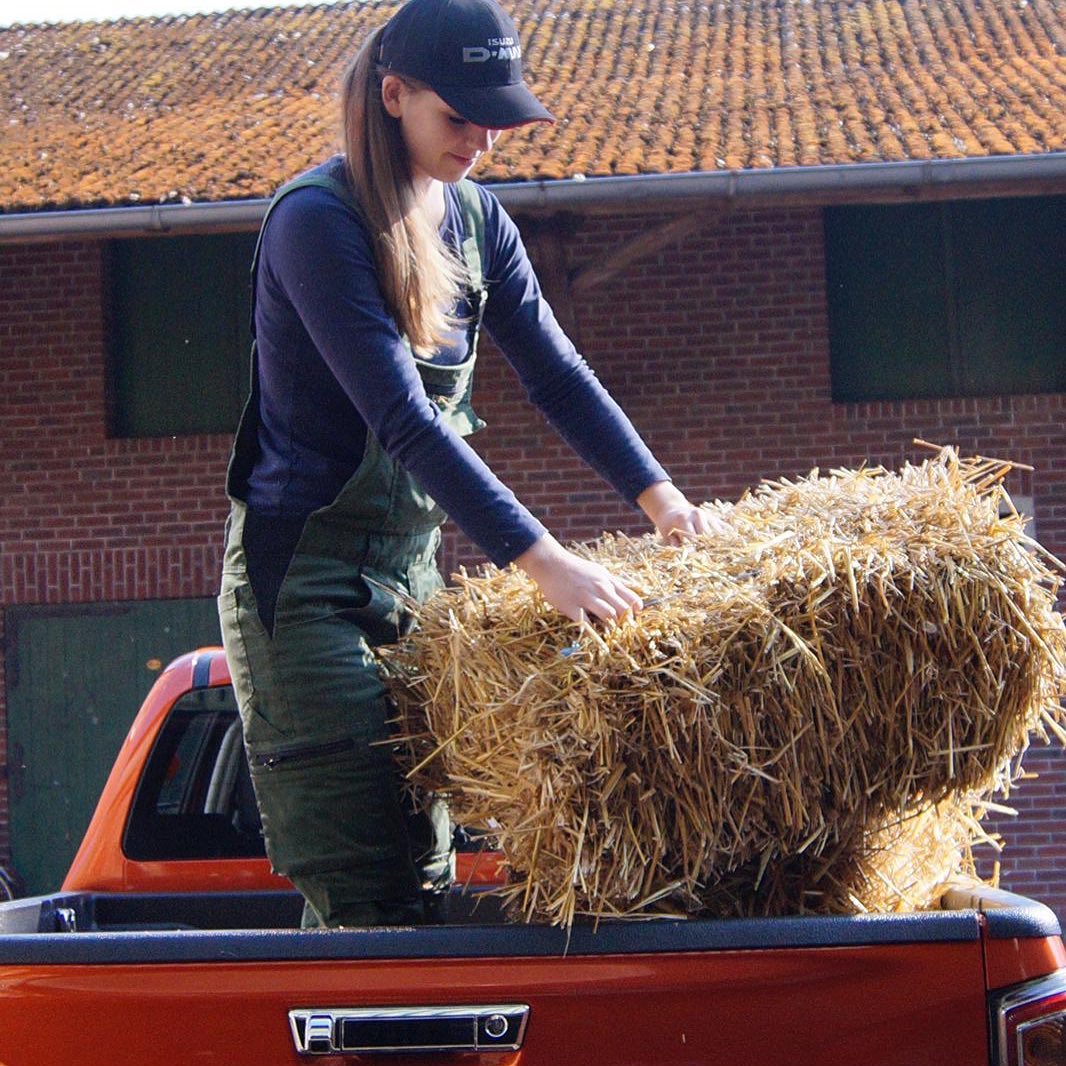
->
[[289, 1005, 529, 1055]]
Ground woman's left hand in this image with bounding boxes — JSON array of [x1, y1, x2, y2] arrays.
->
[[636, 481, 727, 545]]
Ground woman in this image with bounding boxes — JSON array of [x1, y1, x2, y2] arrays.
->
[[219, 0, 717, 929]]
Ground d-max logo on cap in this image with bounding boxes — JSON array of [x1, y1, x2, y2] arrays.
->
[[463, 37, 521, 62]]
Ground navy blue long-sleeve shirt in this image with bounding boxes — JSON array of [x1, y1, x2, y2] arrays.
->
[[243, 156, 669, 571]]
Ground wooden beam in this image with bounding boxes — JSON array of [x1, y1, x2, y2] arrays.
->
[[570, 210, 723, 296], [522, 215, 582, 346]]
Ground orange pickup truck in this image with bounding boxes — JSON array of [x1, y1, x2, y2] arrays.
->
[[0, 647, 1063, 1065]]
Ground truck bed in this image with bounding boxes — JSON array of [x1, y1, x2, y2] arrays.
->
[[0, 889, 1058, 1065]]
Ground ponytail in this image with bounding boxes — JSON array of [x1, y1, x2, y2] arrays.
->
[[340, 28, 469, 357]]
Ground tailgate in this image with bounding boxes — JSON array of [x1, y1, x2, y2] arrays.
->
[[0, 913, 990, 1065]]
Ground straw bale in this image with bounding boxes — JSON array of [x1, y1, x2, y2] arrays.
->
[[383, 448, 1066, 926]]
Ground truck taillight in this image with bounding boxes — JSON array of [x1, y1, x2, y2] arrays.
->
[[994, 971, 1066, 1066]]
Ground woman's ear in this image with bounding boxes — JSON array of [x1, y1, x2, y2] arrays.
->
[[381, 74, 407, 119]]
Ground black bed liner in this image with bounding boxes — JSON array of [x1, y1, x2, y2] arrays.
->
[[0, 886, 1056, 965]]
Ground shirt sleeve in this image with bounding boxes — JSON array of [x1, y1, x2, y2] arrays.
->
[[260, 187, 547, 567], [476, 184, 671, 505]]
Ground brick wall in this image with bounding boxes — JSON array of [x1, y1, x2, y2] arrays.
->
[[0, 241, 230, 867], [1, 203, 1063, 916]]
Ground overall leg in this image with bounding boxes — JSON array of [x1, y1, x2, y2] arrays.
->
[[219, 553, 451, 927]]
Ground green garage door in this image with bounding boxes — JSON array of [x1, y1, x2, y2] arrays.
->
[[5, 599, 221, 896]]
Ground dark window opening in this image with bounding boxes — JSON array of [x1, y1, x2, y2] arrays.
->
[[107, 232, 257, 437], [123, 685, 265, 861], [825, 196, 1065, 402]]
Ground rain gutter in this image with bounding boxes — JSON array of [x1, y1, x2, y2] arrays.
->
[[1, 152, 1064, 243]]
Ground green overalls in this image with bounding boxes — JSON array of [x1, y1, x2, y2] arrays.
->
[[218, 173, 488, 927]]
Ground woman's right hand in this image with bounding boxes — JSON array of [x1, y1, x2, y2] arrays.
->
[[515, 533, 642, 624]]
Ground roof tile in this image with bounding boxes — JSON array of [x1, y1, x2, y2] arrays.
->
[[1, 0, 1064, 211]]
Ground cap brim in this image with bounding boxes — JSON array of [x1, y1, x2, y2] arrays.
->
[[436, 80, 554, 130]]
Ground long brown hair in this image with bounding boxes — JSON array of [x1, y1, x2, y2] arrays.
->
[[341, 27, 469, 357]]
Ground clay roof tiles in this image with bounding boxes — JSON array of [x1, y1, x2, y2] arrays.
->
[[1, 0, 1064, 211]]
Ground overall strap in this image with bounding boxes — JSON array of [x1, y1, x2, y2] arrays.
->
[[251, 174, 485, 334], [454, 178, 486, 295], [229, 173, 361, 499], [249, 173, 360, 339]]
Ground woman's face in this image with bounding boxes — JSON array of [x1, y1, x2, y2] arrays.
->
[[382, 76, 501, 185]]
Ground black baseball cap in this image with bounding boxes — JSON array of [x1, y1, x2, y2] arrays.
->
[[378, 0, 555, 129]]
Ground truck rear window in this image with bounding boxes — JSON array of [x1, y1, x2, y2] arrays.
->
[[123, 687, 266, 861]]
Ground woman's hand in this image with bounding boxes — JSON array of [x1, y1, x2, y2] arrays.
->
[[637, 481, 726, 545], [515, 534, 642, 623]]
